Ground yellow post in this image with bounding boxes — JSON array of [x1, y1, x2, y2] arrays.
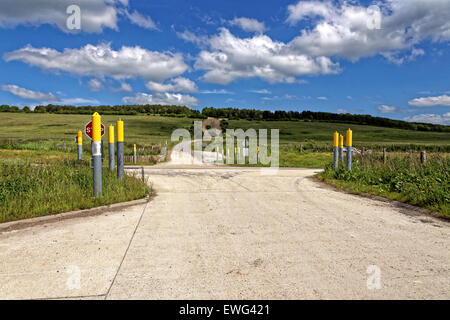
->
[[117, 119, 124, 143], [77, 130, 82, 160], [133, 144, 137, 164], [92, 112, 102, 197], [108, 125, 114, 144], [345, 128, 353, 170], [117, 119, 124, 179], [333, 131, 339, 169], [339, 135, 344, 149], [346, 128, 352, 147], [92, 112, 101, 142], [77, 130, 82, 145], [108, 125, 115, 171]]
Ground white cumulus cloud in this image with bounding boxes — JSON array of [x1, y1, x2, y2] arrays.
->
[[122, 92, 198, 107], [146, 77, 197, 93], [377, 105, 401, 113], [408, 94, 450, 107], [4, 43, 188, 83], [404, 112, 450, 125], [194, 28, 339, 84], [229, 17, 266, 33], [287, 0, 450, 62], [1, 84, 59, 101]]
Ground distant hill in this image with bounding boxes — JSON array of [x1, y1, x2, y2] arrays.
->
[[1, 103, 448, 133]]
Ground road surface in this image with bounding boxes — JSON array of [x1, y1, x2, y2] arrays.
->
[[0, 150, 448, 299]]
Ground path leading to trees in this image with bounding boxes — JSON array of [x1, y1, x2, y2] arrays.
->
[[0, 151, 449, 299]]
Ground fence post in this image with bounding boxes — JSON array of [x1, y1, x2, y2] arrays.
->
[[108, 125, 115, 171], [383, 148, 387, 164], [92, 112, 102, 197], [77, 130, 82, 161], [117, 119, 124, 179], [420, 150, 427, 165], [346, 128, 352, 170], [133, 144, 137, 164], [339, 134, 344, 163], [333, 131, 339, 170]]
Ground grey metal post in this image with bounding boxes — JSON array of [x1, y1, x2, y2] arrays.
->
[[117, 141, 124, 179], [77, 144, 82, 161], [346, 146, 352, 170], [101, 140, 104, 162], [92, 140, 102, 197], [109, 142, 114, 171], [133, 145, 137, 165], [383, 148, 387, 164], [339, 147, 344, 163], [333, 146, 339, 170]]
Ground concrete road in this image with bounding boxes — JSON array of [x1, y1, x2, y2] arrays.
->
[[0, 166, 449, 299]]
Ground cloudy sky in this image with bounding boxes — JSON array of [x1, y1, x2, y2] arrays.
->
[[0, 0, 450, 125]]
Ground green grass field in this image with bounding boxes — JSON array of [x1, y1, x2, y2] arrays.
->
[[318, 155, 450, 218], [1, 112, 449, 147], [0, 159, 150, 223]]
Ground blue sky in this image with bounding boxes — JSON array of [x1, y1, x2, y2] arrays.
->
[[0, 0, 449, 125]]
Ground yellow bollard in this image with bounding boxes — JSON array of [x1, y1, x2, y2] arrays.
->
[[345, 128, 353, 170], [339, 134, 344, 162], [346, 128, 352, 147], [333, 131, 339, 169], [133, 144, 137, 164], [92, 112, 102, 197], [108, 125, 115, 171], [117, 119, 124, 179], [77, 130, 82, 160], [92, 112, 101, 142]]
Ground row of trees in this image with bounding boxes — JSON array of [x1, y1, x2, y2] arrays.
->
[[1, 104, 448, 132]]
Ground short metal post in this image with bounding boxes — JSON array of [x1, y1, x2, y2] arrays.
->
[[77, 130, 82, 161], [92, 112, 102, 197], [108, 125, 115, 171], [339, 134, 344, 163], [345, 128, 353, 170], [133, 144, 137, 164], [383, 148, 387, 164], [117, 119, 124, 179], [333, 131, 339, 170]]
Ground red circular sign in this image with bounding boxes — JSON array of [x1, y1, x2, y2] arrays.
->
[[85, 121, 105, 140]]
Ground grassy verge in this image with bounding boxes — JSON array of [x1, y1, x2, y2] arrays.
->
[[0, 159, 150, 223], [317, 155, 450, 218]]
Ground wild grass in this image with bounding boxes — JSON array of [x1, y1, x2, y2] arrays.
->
[[1, 113, 449, 152], [0, 159, 150, 223], [318, 154, 450, 218]]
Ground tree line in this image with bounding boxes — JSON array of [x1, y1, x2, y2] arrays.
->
[[0, 104, 448, 132]]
